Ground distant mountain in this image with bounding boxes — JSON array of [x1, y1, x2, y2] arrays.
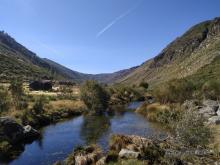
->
[[91, 66, 138, 84], [117, 17, 220, 86], [0, 31, 134, 83]]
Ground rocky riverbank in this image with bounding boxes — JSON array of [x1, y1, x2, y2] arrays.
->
[[182, 99, 220, 125], [0, 117, 40, 160], [54, 134, 220, 165], [0, 103, 86, 161], [20, 104, 85, 128]]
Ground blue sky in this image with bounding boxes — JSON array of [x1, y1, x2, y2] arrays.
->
[[0, 0, 220, 74]]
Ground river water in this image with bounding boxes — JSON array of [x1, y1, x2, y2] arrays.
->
[[5, 102, 165, 165]]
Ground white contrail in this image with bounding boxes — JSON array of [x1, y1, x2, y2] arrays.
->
[[96, 1, 142, 38], [96, 9, 133, 38]]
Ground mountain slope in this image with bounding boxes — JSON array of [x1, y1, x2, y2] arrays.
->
[[0, 31, 134, 83], [0, 31, 90, 82], [117, 17, 220, 86]]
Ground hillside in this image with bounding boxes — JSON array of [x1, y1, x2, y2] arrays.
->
[[0, 31, 92, 82], [0, 31, 134, 83], [117, 17, 220, 86]]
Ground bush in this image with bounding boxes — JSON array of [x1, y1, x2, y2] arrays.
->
[[175, 109, 212, 147], [202, 80, 220, 100], [108, 85, 142, 105], [32, 96, 46, 114], [17, 96, 28, 110], [9, 79, 24, 109], [80, 80, 110, 114], [0, 87, 11, 113], [9, 78, 24, 99], [136, 103, 181, 129], [156, 104, 183, 130], [136, 103, 170, 118], [139, 81, 149, 89], [153, 79, 197, 103]]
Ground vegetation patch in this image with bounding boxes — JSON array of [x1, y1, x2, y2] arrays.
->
[[80, 80, 110, 114]]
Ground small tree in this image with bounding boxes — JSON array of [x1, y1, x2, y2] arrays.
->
[[80, 80, 110, 114], [175, 109, 212, 147]]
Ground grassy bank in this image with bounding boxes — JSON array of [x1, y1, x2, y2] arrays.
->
[[0, 81, 86, 127]]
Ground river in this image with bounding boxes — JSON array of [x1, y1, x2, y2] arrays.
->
[[5, 102, 165, 165]]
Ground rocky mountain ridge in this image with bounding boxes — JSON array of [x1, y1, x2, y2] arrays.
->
[[117, 17, 220, 86]]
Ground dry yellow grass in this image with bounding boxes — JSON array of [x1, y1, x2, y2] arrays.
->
[[136, 102, 170, 121], [46, 100, 85, 111], [147, 103, 170, 112], [211, 125, 220, 151]]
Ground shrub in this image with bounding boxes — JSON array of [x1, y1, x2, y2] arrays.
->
[[175, 109, 212, 147], [9, 78, 24, 109], [32, 96, 46, 114], [9, 78, 24, 99], [156, 104, 182, 130], [153, 79, 197, 103], [17, 96, 28, 110], [80, 80, 110, 114], [0, 87, 11, 113], [202, 80, 220, 100], [136, 103, 182, 130], [139, 81, 149, 89], [108, 85, 142, 104]]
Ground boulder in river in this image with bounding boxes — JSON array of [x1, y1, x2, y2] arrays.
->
[[23, 125, 40, 140]]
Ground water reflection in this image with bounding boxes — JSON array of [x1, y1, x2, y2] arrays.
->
[[80, 115, 110, 144]]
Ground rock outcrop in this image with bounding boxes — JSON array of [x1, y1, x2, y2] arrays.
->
[[0, 117, 40, 144], [118, 149, 140, 159], [208, 116, 220, 124], [182, 100, 220, 125]]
